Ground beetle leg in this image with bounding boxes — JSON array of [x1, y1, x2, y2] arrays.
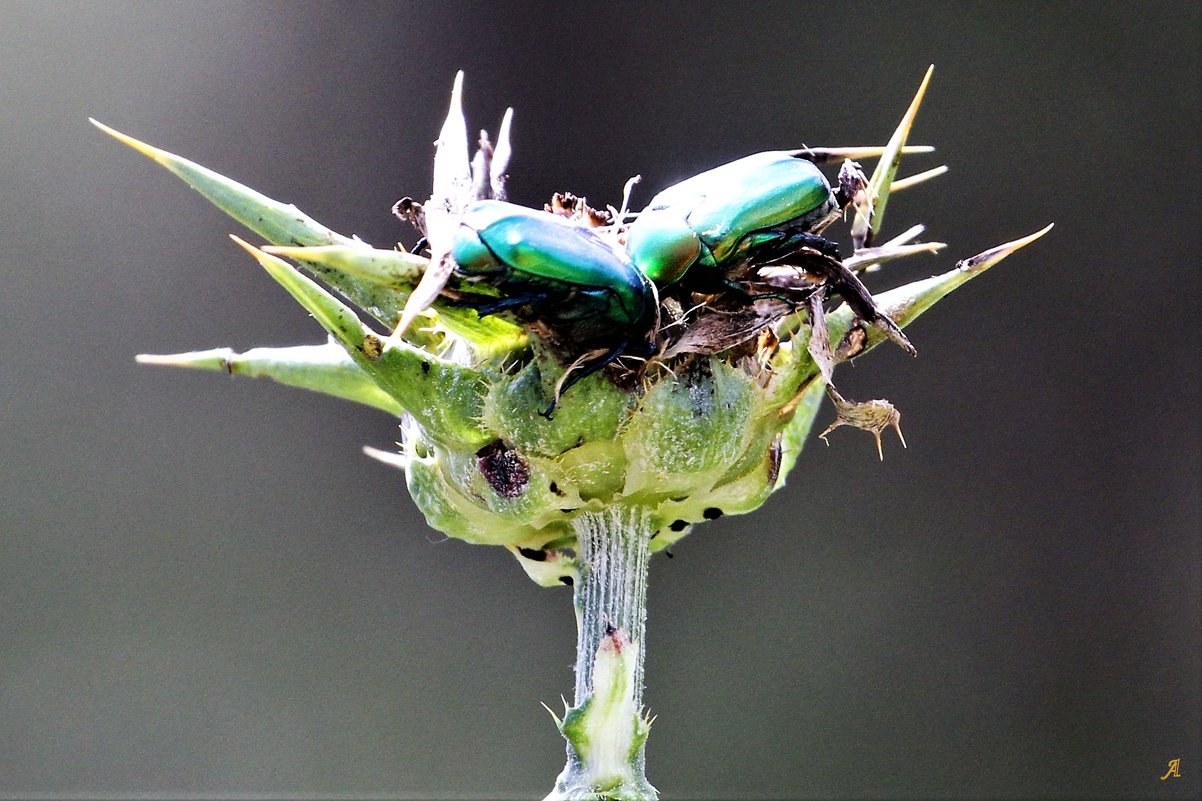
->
[[757, 238, 914, 356], [821, 257, 916, 356], [540, 340, 629, 420], [461, 292, 551, 318], [750, 230, 841, 264], [795, 232, 840, 260], [717, 278, 799, 308]]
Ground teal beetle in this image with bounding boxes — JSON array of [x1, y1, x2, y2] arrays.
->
[[452, 199, 657, 415], [626, 151, 913, 352], [626, 151, 840, 286], [453, 199, 654, 337]]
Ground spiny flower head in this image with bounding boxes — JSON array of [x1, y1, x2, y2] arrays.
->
[[97, 68, 1049, 587]]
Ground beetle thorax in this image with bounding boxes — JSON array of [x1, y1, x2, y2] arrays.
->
[[625, 209, 701, 287]]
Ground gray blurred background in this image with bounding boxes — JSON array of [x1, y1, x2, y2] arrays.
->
[[2, 2, 1198, 799]]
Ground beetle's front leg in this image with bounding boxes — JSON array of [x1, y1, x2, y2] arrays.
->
[[796, 232, 840, 260], [715, 277, 802, 308], [540, 340, 630, 420], [752, 230, 842, 265], [819, 256, 916, 356], [454, 291, 552, 318]]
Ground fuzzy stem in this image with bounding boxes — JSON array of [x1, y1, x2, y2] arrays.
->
[[546, 505, 656, 801], [573, 505, 651, 705]]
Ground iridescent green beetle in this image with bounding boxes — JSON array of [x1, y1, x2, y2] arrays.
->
[[626, 151, 840, 285], [626, 151, 912, 351], [453, 199, 654, 337], [452, 199, 657, 414]]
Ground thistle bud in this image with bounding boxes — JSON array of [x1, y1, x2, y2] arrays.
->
[[97, 69, 1048, 800]]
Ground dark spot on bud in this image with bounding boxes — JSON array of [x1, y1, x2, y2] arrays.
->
[[558, 575, 573, 587], [476, 440, 530, 499], [517, 547, 546, 562], [703, 507, 723, 520], [420, 360, 430, 375], [768, 435, 783, 486], [362, 335, 383, 361], [669, 519, 689, 532], [549, 481, 564, 496], [559, 508, 576, 514]]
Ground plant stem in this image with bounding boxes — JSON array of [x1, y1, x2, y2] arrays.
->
[[574, 505, 651, 706], [545, 505, 657, 801]]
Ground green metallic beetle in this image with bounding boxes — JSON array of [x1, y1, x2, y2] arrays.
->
[[626, 151, 840, 285], [449, 155, 911, 417], [626, 151, 912, 352], [452, 199, 658, 414], [453, 199, 654, 337]]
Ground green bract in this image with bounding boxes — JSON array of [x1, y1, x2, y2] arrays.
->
[[99, 66, 1050, 800]]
